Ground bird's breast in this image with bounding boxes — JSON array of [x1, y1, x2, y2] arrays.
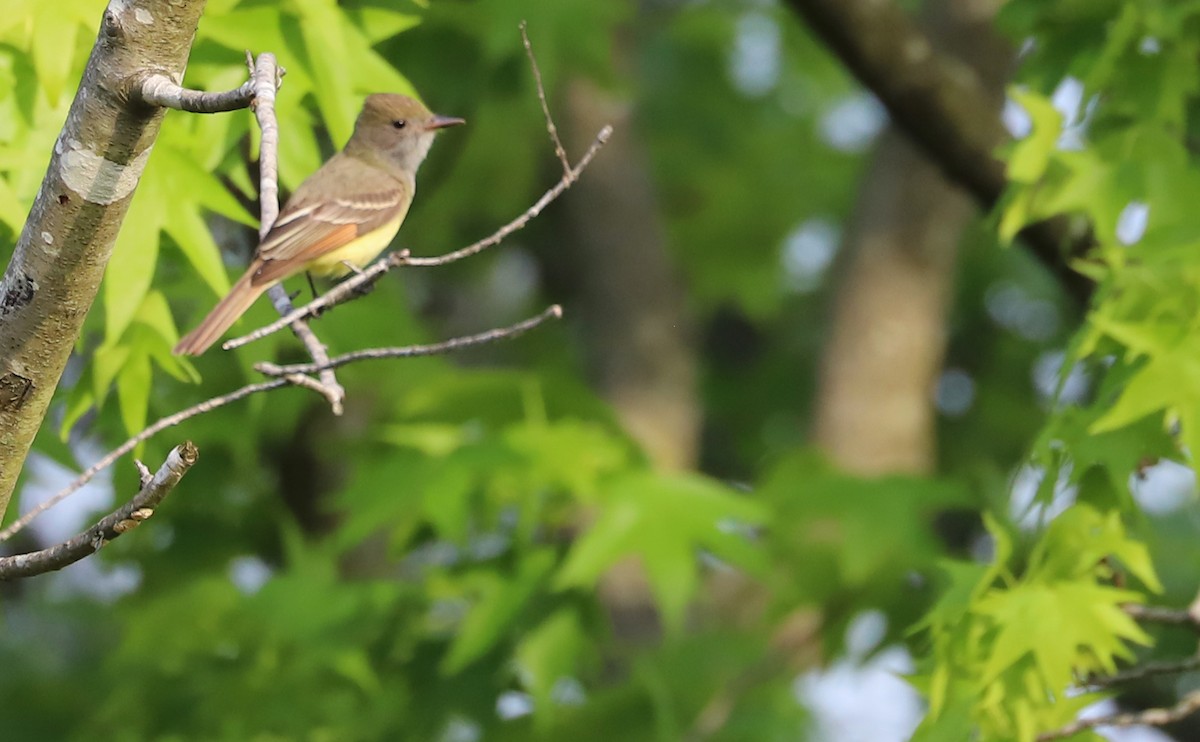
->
[[306, 212, 406, 278]]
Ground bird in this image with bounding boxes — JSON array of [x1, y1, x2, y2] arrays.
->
[[173, 93, 464, 355]]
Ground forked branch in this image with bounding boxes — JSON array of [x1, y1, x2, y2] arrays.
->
[[0, 443, 198, 579]]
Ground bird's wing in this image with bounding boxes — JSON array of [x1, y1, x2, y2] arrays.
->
[[251, 158, 408, 285]]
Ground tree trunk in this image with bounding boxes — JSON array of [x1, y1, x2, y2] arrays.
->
[[557, 77, 701, 644], [0, 0, 206, 513], [813, 0, 1009, 474], [560, 79, 701, 472]]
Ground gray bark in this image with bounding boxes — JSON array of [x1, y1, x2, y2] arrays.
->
[[0, 0, 208, 514]]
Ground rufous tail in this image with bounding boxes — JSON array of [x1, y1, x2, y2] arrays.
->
[[174, 270, 268, 356]]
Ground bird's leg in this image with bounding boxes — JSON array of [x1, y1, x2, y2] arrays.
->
[[340, 261, 375, 297], [305, 271, 321, 300]]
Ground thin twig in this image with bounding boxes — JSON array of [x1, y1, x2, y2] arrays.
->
[[1037, 690, 1200, 741], [407, 128, 610, 266], [132, 72, 256, 113], [222, 125, 611, 350], [248, 52, 345, 414], [256, 305, 563, 376], [520, 20, 571, 177], [0, 380, 287, 543], [134, 459, 153, 488], [0, 442, 199, 580], [1084, 656, 1200, 688], [1124, 604, 1200, 634]]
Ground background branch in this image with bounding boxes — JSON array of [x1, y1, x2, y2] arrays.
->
[[1086, 656, 1200, 688], [0, 442, 198, 580], [1124, 603, 1200, 634], [783, 0, 1093, 302], [1038, 690, 1200, 741]]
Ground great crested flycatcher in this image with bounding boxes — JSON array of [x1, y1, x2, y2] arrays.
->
[[173, 93, 465, 355]]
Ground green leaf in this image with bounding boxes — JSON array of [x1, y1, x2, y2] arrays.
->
[[106, 167, 164, 340], [0, 174, 27, 229], [441, 550, 556, 674], [116, 351, 152, 437], [165, 199, 234, 298], [514, 609, 589, 728], [31, 3, 80, 104], [1005, 88, 1063, 183], [977, 581, 1150, 689], [91, 342, 130, 405], [297, 0, 358, 146], [378, 423, 468, 457], [346, 7, 421, 44], [556, 472, 765, 633]]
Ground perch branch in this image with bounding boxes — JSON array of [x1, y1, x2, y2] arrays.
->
[[255, 305, 563, 376], [0, 305, 557, 542], [222, 125, 611, 350], [0, 442, 198, 580]]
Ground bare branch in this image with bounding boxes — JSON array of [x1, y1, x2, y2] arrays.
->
[[134, 459, 153, 488], [0, 379, 287, 543], [222, 125, 612, 351], [520, 20, 571, 176], [246, 52, 346, 414], [1037, 690, 1200, 741], [1124, 603, 1200, 634], [0, 442, 198, 580], [407, 128, 611, 267], [132, 72, 255, 113], [255, 305, 563, 376], [1085, 656, 1200, 688], [1, 303, 563, 541]]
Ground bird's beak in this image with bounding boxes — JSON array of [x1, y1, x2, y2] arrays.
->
[[426, 115, 466, 131]]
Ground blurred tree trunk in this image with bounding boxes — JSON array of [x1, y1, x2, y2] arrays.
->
[[698, 1, 1015, 721], [559, 80, 700, 473], [813, 0, 1010, 474], [558, 75, 701, 643]]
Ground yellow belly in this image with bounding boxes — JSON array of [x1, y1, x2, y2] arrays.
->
[[306, 212, 405, 278]]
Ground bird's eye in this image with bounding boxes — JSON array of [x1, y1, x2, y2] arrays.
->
[[392, 120, 407, 129]]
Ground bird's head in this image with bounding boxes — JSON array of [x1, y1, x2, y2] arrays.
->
[[347, 93, 465, 178]]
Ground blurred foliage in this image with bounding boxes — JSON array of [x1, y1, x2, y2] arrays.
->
[[2, 0, 1198, 740]]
